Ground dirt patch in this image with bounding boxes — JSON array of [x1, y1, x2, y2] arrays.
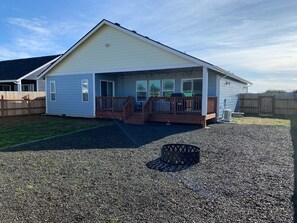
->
[[0, 123, 293, 222]]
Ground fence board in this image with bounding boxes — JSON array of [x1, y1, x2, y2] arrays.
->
[[0, 91, 46, 117], [239, 93, 297, 116]]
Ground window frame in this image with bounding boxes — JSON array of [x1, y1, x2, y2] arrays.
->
[[21, 84, 35, 92], [136, 80, 147, 102], [181, 78, 203, 96], [148, 80, 161, 97], [50, 81, 56, 101], [0, 85, 11, 91], [162, 79, 175, 97], [82, 79, 89, 102]]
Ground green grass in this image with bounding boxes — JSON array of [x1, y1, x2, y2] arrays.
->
[[232, 116, 291, 127], [0, 115, 111, 148]]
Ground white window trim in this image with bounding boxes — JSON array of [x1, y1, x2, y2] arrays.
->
[[50, 80, 56, 102], [162, 79, 175, 96], [136, 80, 148, 102], [181, 78, 203, 96], [82, 79, 89, 102]]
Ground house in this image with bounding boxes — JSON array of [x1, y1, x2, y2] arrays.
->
[[0, 55, 60, 92], [39, 19, 251, 127]]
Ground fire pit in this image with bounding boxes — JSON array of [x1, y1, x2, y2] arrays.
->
[[161, 144, 200, 165]]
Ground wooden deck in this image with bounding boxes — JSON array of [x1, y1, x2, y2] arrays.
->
[[96, 96, 217, 127]]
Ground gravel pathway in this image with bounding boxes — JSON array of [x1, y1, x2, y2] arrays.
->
[[0, 122, 294, 222]]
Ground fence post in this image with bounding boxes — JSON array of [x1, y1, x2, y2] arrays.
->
[[28, 94, 31, 116], [1, 95, 4, 118]]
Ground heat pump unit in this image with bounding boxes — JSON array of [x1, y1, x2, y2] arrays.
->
[[223, 109, 232, 122]]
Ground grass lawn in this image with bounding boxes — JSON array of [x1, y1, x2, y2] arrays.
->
[[0, 115, 111, 148], [232, 115, 291, 127]]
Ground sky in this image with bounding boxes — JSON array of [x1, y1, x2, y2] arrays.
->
[[0, 0, 296, 92]]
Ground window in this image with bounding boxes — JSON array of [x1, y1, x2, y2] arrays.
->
[[21, 84, 35, 91], [182, 79, 202, 96], [148, 80, 161, 97], [136, 80, 147, 101], [162, 79, 175, 96], [0, 85, 11, 91], [82, 79, 89, 102], [50, 81, 56, 101]]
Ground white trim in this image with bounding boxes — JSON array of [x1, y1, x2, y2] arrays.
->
[[136, 80, 148, 102], [93, 73, 96, 117], [17, 81, 22, 92], [45, 76, 48, 114], [43, 64, 199, 77], [216, 74, 220, 120], [38, 19, 251, 85], [81, 79, 89, 102], [180, 78, 203, 96], [50, 80, 56, 101], [17, 57, 60, 81], [0, 80, 16, 83], [99, 80, 115, 97], [162, 79, 175, 96], [201, 67, 208, 116]]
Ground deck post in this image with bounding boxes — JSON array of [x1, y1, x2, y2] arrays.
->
[[173, 97, 176, 117], [112, 97, 115, 112], [202, 67, 209, 117], [1, 95, 4, 118]]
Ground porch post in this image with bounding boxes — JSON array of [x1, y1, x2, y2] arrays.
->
[[17, 81, 22, 92], [202, 66, 208, 116]]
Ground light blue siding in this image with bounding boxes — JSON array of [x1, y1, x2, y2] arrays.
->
[[218, 77, 248, 118], [46, 74, 94, 117]]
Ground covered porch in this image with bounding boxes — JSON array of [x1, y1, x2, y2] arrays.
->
[[95, 96, 217, 127]]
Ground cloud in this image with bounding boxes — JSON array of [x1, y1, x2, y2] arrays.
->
[[1, 17, 93, 60]]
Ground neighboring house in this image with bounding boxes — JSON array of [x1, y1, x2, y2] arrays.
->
[[40, 19, 251, 126], [0, 55, 60, 92]]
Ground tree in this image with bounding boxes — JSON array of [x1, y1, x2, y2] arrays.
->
[[264, 89, 287, 93]]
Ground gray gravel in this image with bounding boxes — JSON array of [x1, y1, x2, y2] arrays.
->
[[0, 122, 294, 222]]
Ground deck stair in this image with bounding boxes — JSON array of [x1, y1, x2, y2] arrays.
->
[[124, 112, 144, 124]]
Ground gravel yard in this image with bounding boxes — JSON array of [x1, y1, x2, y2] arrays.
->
[[0, 121, 294, 222]]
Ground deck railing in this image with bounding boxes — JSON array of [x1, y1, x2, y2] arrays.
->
[[96, 96, 217, 118], [150, 96, 205, 114], [142, 97, 153, 122], [123, 97, 134, 121], [96, 97, 129, 112]]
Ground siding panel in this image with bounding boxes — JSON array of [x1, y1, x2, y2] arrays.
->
[[48, 25, 197, 75], [219, 78, 248, 118], [46, 74, 94, 117]]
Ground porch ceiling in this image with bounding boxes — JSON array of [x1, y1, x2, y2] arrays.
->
[[95, 66, 202, 76]]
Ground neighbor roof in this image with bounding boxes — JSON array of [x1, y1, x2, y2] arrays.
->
[[40, 19, 251, 84], [0, 55, 60, 82]]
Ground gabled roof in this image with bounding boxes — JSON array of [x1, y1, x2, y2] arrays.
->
[[0, 55, 60, 82], [40, 19, 251, 84]]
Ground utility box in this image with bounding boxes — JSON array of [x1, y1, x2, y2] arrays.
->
[[223, 109, 232, 122]]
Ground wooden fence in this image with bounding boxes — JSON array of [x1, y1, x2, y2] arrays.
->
[[0, 91, 46, 117], [239, 93, 297, 116]]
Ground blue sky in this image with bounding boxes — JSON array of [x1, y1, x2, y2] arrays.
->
[[0, 0, 296, 92]]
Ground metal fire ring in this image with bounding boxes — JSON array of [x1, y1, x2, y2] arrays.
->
[[161, 144, 200, 165]]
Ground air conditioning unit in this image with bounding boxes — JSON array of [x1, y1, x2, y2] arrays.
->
[[223, 109, 232, 122]]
